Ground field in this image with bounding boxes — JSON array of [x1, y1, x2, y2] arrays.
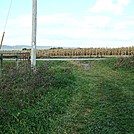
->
[[35, 47, 134, 58], [1, 46, 134, 58], [0, 57, 134, 133]]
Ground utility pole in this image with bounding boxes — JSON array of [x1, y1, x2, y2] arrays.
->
[[0, 32, 5, 49], [31, 0, 37, 69]]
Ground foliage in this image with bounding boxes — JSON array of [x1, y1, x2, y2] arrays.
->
[[114, 56, 134, 70]]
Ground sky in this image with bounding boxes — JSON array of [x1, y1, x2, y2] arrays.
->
[[0, 0, 134, 48]]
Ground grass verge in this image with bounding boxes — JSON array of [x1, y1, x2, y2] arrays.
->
[[0, 58, 134, 134]]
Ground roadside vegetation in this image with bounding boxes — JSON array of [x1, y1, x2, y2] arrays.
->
[[0, 57, 134, 133]]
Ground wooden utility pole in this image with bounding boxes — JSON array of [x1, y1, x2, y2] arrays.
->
[[0, 32, 5, 49], [31, 0, 37, 69]]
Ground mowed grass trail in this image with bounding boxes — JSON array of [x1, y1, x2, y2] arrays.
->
[[0, 58, 134, 134]]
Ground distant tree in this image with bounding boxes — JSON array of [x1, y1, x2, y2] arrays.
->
[[22, 48, 27, 50], [50, 47, 63, 50], [57, 47, 63, 49], [50, 47, 57, 50]]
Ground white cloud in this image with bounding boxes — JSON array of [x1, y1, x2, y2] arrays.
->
[[36, 14, 112, 41], [39, 13, 73, 25], [89, 0, 131, 15], [117, 0, 130, 6], [114, 20, 134, 29], [81, 15, 112, 28], [1, 11, 133, 48], [38, 39, 134, 48]]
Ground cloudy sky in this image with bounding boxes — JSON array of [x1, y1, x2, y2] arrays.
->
[[0, 0, 134, 48]]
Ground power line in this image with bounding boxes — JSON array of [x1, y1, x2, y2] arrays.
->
[[3, 0, 13, 32], [0, 0, 13, 49]]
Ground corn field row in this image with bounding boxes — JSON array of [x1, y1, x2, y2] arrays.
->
[[36, 46, 134, 58], [1, 46, 134, 58]]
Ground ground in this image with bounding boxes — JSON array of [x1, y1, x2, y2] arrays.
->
[[0, 58, 134, 134]]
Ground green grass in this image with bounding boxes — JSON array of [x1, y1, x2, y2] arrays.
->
[[0, 58, 134, 134]]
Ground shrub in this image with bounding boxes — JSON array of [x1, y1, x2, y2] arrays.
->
[[114, 56, 134, 70], [0, 61, 76, 107]]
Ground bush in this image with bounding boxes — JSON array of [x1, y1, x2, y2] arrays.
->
[[0, 61, 76, 107], [114, 56, 134, 70]]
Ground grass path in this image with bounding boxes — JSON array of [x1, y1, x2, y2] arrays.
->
[[54, 60, 134, 133]]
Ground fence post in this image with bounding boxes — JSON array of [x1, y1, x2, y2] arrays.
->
[[0, 54, 3, 77], [16, 53, 19, 69]]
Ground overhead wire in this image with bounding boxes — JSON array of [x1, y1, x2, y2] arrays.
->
[[3, 0, 13, 32], [0, 0, 13, 48]]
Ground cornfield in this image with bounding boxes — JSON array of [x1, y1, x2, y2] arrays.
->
[[35, 46, 134, 58], [1, 46, 134, 58]]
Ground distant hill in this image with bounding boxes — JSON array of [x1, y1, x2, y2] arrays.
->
[[1, 45, 54, 50]]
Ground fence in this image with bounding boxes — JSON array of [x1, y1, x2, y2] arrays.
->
[[0, 51, 30, 68]]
